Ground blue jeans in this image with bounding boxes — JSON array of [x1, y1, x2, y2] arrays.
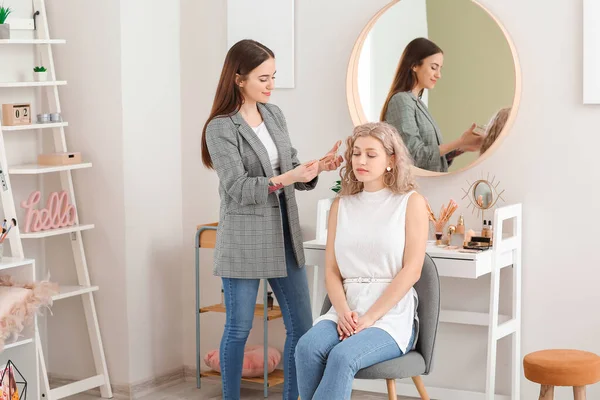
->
[[219, 196, 313, 400], [295, 320, 415, 400]]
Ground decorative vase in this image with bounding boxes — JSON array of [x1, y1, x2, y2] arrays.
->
[[316, 197, 335, 242], [0, 24, 9, 39], [34, 71, 48, 82]]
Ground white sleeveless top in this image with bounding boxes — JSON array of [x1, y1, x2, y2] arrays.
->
[[313, 188, 419, 353]]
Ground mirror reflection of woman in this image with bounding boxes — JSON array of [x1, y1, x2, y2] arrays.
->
[[380, 38, 483, 173]]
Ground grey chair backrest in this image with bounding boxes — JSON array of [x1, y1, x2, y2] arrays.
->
[[320, 253, 440, 374], [414, 253, 440, 374]]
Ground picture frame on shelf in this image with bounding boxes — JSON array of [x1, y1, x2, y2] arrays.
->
[[0, 4, 11, 39]]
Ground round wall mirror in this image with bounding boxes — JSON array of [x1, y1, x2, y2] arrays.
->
[[346, 0, 521, 176], [473, 180, 493, 209]]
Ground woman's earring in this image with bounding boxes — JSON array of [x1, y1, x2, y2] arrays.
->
[[384, 168, 396, 187], [386, 167, 391, 172]]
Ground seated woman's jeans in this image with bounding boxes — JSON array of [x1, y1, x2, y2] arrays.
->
[[295, 320, 416, 400]]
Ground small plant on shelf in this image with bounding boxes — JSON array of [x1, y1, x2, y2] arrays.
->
[[33, 65, 48, 82], [0, 4, 12, 24], [0, 3, 12, 39]]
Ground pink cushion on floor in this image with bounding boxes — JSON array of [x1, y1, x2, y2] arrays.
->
[[204, 345, 281, 377]]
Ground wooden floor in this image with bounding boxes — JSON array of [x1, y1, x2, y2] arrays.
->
[[66, 378, 417, 399]]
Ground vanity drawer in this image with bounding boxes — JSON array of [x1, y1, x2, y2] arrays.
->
[[431, 257, 491, 279]]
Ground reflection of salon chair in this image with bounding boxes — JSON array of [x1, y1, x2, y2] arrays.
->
[[319, 254, 440, 400]]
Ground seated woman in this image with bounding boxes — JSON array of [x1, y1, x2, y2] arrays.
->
[[295, 122, 429, 399]]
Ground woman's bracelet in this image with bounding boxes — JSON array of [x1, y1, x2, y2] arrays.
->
[[268, 180, 284, 193]]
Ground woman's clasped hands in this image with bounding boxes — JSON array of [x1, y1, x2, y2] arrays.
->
[[337, 310, 376, 341]]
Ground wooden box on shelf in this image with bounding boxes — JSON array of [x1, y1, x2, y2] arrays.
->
[[197, 222, 218, 248], [37, 152, 82, 166], [2, 103, 31, 126]]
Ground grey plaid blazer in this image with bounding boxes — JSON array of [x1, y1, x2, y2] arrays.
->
[[383, 91, 448, 172], [205, 103, 317, 279]]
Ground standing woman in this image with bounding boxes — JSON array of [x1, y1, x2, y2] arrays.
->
[[380, 37, 483, 172], [201, 39, 342, 400]]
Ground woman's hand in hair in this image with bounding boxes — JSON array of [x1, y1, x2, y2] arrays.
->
[[318, 140, 343, 173], [459, 123, 484, 152]]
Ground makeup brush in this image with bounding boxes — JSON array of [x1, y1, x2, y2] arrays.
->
[[0, 218, 17, 243]]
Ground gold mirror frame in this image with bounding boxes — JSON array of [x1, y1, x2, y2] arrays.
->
[[346, 0, 522, 177], [461, 174, 505, 218], [472, 180, 496, 210]]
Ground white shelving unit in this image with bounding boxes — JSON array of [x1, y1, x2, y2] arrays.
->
[[9, 162, 92, 174], [0, 81, 67, 88], [52, 285, 99, 301], [20, 224, 95, 239], [2, 122, 68, 131], [4, 338, 34, 350], [0, 1, 112, 399], [0, 39, 66, 44]]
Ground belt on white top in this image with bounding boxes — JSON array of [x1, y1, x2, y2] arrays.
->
[[343, 277, 393, 284]]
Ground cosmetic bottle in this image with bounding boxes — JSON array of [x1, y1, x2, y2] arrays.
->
[[456, 215, 465, 234]]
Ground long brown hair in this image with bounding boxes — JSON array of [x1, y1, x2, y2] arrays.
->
[[379, 38, 443, 121], [201, 39, 274, 169], [339, 122, 417, 196]]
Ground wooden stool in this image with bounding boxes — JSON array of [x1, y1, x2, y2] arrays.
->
[[523, 349, 600, 400]]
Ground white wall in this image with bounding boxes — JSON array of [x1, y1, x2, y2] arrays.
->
[[182, 0, 600, 399], [39, 0, 132, 388], [39, 0, 183, 391], [120, 0, 183, 385]]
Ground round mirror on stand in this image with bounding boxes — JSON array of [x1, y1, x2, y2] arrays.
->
[[346, 0, 521, 176], [473, 180, 494, 209], [462, 176, 505, 240]]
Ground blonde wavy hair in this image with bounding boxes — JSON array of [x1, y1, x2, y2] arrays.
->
[[480, 107, 511, 155], [339, 122, 417, 196]]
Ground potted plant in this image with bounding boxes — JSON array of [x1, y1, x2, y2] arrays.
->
[[33, 66, 47, 81], [0, 3, 12, 39], [330, 179, 341, 194]]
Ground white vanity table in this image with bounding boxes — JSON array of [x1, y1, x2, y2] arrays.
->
[[303, 203, 522, 400]]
